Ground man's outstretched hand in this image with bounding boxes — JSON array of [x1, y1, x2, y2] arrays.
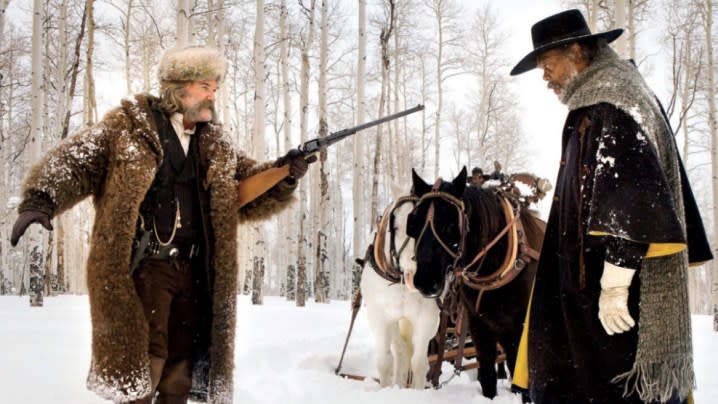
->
[[10, 210, 53, 246], [277, 149, 316, 180]]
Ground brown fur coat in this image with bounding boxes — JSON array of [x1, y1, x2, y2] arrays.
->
[[18, 93, 296, 403]]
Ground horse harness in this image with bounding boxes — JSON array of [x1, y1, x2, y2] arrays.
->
[[369, 195, 420, 284], [413, 180, 540, 295]]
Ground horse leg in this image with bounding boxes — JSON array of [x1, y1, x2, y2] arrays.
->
[[366, 307, 396, 387], [393, 319, 412, 387], [408, 319, 436, 389], [469, 318, 498, 398]]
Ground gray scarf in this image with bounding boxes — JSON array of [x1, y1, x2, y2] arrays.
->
[[561, 46, 694, 402]]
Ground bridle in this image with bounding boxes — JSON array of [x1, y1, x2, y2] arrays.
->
[[411, 180, 538, 293], [411, 180, 469, 273]]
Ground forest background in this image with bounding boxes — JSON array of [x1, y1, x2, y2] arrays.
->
[[0, 0, 716, 328]]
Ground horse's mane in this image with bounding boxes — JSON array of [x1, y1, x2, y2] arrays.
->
[[462, 186, 504, 257]]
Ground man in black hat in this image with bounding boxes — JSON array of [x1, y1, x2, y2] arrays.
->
[[468, 166, 486, 188], [510, 9, 712, 404]]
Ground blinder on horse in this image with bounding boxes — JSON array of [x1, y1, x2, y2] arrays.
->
[[371, 195, 420, 283], [407, 190, 468, 262]]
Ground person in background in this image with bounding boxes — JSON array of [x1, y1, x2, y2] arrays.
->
[[10, 45, 308, 404], [509, 9, 712, 404], [468, 166, 486, 188]]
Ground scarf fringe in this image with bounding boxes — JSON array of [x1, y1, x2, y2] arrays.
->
[[611, 357, 695, 402]]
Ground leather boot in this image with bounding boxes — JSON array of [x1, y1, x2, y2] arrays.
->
[[156, 359, 192, 396], [122, 357, 165, 404], [155, 393, 188, 404], [149, 356, 166, 391], [123, 391, 155, 404]]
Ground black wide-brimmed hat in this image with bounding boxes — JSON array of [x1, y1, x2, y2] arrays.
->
[[510, 9, 623, 76]]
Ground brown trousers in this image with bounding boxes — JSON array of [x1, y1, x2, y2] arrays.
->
[[129, 257, 201, 403]]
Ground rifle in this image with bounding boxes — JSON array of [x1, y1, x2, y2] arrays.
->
[[236, 104, 424, 208]]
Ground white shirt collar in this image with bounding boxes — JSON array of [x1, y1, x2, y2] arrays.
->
[[169, 112, 196, 135]]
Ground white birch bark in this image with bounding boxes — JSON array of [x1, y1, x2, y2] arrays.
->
[[613, 0, 628, 58], [297, 0, 316, 307], [252, 0, 267, 303], [702, 0, 718, 331], [28, 0, 45, 306], [124, 0, 133, 94], [177, 0, 190, 46], [85, 0, 96, 126], [352, 0, 367, 297], [0, 0, 9, 39], [314, 0, 330, 303], [279, 0, 296, 297]]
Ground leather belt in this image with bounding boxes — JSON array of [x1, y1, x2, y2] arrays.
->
[[147, 241, 200, 261]]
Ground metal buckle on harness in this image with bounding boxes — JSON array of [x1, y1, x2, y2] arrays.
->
[[169, 247, 180, 258]]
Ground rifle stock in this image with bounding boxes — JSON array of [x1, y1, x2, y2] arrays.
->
[[236, 104, 423, 208], [236, 165, 290, 208]]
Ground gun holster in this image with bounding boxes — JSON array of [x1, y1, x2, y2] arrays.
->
[[130, 230, 152, 274]]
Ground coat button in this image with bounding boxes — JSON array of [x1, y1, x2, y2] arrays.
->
[[560, 160, 566, 166], [553, 195, 559, 202]]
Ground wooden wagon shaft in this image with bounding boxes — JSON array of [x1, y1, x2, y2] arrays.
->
[[337, 373, 380, 383], [428, 348, 506, 365]]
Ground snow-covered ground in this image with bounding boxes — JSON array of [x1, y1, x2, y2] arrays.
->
[[0, 295, 715, 403]]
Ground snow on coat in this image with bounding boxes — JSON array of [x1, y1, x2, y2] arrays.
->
[[18, 93, 297, 403]]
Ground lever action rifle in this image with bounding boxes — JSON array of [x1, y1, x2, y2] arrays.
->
[[236, 104, 425, 207]]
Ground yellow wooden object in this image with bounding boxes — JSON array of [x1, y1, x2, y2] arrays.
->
[[236, 165, 290, 208]]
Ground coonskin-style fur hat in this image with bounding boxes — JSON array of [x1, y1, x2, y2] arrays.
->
[[158, 45, 228, 83]]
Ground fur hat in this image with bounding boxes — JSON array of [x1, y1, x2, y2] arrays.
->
[[158, 45, 228, 83]]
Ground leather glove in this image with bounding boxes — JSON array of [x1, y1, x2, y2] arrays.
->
[[277, 149, 315, 180], [598, 262, 636, 335], [11, 210, 53, 246]]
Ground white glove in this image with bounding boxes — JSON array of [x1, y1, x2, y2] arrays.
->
[[598, 262, 636, 335]]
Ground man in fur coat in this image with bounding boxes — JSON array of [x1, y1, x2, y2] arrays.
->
[[10, 46, 308, 404], [509, 10, 712, 404]]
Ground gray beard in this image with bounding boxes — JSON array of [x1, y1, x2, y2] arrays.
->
[[184, 101, 216, 123]]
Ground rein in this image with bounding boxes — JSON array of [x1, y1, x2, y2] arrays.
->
[[459, 194, 540, 292]]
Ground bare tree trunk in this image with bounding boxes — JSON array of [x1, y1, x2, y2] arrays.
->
[[84, 0, 97, 126], [251, 0, 267, 303], [296, 0, 316, 308], [614, 0, 628, 58], [56, 219, 66, 293], [217, 0, 230, 127], [251, 256, 264, 305], [0, 0, 9, 38], [279, 0, 295, 299], [177, 0, 190, 46], [124, 0, 133, 94], [286, 264, 295, 300], [352, 0, 368, 296], [28, 0, 45, 307], [314, 0, 330, 303], [702, 0, 718, 331], [61, 4, 87, 141], [370, 0, 395, 233]]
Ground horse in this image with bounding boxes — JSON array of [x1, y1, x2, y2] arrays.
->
[[406, 167, 545, 399], [356, 195, 441, 389]]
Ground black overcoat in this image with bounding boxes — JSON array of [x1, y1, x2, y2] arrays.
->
[[525, 102, 711, 403]]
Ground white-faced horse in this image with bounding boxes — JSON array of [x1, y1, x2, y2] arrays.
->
[[357, 195, 440, 389]]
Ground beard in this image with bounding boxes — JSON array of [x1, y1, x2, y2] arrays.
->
[[184, 100, 216, 123], [547, 63, 580, 99]]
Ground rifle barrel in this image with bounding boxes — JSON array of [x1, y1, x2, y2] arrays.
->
[[300, 104, 424, 154]]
